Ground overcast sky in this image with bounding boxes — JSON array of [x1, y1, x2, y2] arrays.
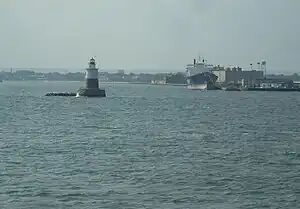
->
[[0, 0, 299, 72]]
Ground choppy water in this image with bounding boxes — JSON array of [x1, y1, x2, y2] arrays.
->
[[0, 81, 299, 209]]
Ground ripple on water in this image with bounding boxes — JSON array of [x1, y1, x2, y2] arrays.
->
[[0, 83, 299, 208]]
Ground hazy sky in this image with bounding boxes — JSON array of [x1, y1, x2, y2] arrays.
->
[[0, 0, 299, 72]]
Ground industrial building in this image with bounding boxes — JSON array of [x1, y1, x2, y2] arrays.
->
[[211, 61, 266, 86]]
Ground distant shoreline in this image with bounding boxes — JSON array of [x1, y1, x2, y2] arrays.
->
[[1, 80, 187, 87]]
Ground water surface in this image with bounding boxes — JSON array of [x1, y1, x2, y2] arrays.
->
[[0, 81, 299, 208]]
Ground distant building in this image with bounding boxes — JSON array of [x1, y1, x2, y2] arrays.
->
[[293, 81, 300, 88], [255, 78, 294, 88], [212, 66, 264, 86], [131, 75, 139, 80], [151, 78, 166, 85], [98, 71, 109, 81], [117, 69, 125, 74]]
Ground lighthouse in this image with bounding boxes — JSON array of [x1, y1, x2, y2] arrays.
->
[[77, 57, 106, 97]]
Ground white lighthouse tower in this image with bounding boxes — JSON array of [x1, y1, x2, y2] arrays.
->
[[77, 57, 106, 97], [85, 57, 99, 89]]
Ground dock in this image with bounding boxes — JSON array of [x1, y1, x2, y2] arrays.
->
[[246, 88, 300, 92]]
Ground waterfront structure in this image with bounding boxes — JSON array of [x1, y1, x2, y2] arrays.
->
[[211, 63, 265, 86], [77, 57, 106, 97], [254, 78, 294, 88]]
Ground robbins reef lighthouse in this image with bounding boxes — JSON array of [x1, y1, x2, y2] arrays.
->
[[77, 57, 106, 97]]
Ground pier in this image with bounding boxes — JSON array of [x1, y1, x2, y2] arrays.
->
[[245, 88, 300, 92]]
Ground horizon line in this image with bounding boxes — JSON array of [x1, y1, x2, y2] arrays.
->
[[1, 67, 300, 75]]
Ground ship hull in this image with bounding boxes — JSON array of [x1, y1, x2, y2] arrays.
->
[[187, 84, 207, 90], [186, 72, 219, 90], [187, 83, 220, 90]]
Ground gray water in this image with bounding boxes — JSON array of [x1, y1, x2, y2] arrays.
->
[[0, 81, 299, 209]]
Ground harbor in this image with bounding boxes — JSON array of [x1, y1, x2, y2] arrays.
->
[[221, 77, 300, 92], [184, 56, 300, 92], [2, 56, 300, 94]]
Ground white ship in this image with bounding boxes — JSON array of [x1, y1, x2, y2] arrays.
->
[[186, 56, 219, 90]]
